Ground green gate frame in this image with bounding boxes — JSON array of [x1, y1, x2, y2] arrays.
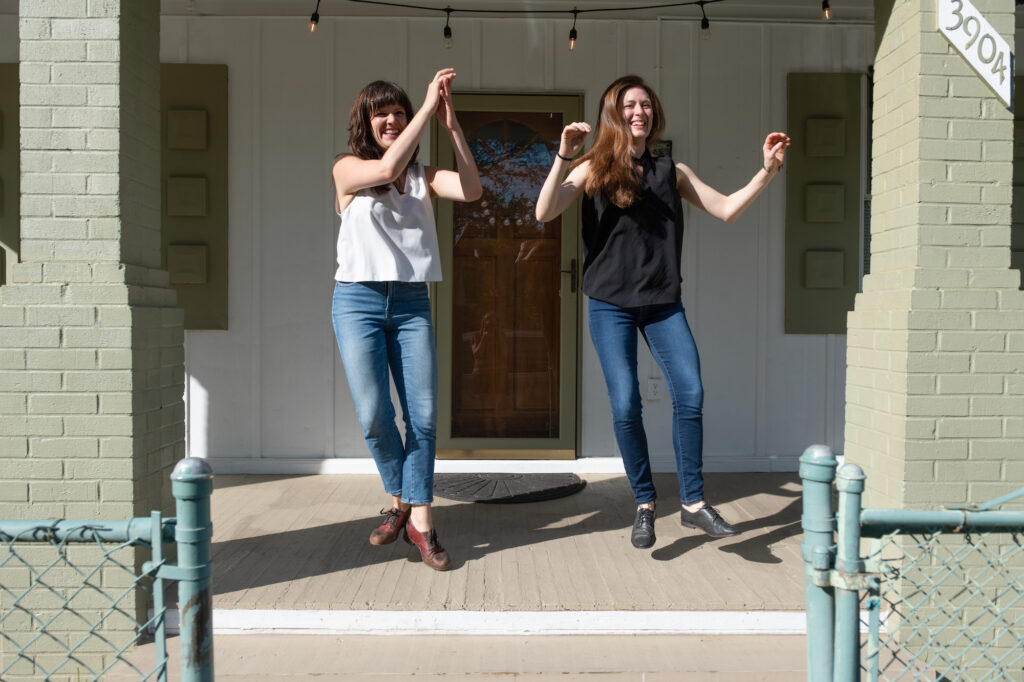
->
[[1, 458, 214, 681], [801, 445, 1024, 681]]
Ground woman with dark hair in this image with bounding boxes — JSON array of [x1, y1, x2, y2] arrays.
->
[[332, 69, 481, 570], [536, 75, 789, 549]]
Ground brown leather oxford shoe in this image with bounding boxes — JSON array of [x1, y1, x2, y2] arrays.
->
[[369, 507, 410, 546], [404, 522, 452, 571]]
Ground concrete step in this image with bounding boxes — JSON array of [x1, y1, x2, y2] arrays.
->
[[112, 633, 807, 680]]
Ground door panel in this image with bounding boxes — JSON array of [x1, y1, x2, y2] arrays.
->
[[433, 94, 583, 458]]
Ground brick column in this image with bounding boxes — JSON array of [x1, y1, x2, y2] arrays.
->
[[847, 0, 1022, 508], [0, 2, 182, 673]]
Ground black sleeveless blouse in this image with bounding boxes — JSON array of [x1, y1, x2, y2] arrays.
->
[[580, 150, 685, 308]]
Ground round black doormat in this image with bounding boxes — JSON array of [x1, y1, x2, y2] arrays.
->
[[433, 473, 587, 504]]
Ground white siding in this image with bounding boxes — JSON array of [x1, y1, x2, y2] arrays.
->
[[156, 16, 874, 471]]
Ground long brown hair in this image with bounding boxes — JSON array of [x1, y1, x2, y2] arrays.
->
[[347, 80, 417, 194], [576, 75, 665, 208]]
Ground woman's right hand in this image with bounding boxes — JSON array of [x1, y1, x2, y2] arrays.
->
[[536, 123, 591, 222], [424, 68, 456, 113], [559, 122, 591, 159]]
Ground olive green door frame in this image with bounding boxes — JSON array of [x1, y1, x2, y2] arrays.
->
[[432, 93, 583, 459]]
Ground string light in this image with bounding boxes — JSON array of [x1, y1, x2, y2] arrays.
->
[[569, 8, 579, 51], [822, 0, 831, 20], [306, 0, 727, 40], [310, 0, 321, 31]]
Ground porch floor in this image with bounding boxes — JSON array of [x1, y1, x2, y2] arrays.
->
[[210, 471, 805, 613]]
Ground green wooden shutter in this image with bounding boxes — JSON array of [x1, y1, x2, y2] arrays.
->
[[1011, 76, 1024, 288], [785, 72, 865, 334], [161, 64, 229, 330], [0, 64, 18, 286]]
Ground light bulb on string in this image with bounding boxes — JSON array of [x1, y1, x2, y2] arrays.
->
[[309, 0, 321, 32], [822, 0, 831, 20], [443, 7, 453, 49], [569, 8, 579, 51], [698, 1, 710, 39]]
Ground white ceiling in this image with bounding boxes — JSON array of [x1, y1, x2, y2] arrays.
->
[[2, 2, 1022, 31]]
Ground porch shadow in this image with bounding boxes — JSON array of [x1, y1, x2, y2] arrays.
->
[[209, 472, 806, 611]]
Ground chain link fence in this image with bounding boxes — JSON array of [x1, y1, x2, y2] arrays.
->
[[0, 458, 214, 682], [0, 519, 172, 680], [801, 445, 1024, 682], [862, 527, 1024, 681]]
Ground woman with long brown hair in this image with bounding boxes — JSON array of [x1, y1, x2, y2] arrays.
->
[[536, 75, 789, 549], [332, 69, 481, 570]]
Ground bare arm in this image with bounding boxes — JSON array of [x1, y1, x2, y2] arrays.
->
[[426, 79, 483, 202], [675, 132, 790, 223], [333, 69, 454, 198], [535, 122, 592, 222]]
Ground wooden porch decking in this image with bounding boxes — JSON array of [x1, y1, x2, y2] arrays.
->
[[209, 471, 805, 613]]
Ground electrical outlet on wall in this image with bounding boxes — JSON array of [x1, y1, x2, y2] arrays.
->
[[646, 378, 663, 402]]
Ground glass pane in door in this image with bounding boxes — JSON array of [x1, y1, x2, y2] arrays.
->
[[451, 112, 564, 438]]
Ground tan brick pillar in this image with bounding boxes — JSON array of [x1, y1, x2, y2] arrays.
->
[[0, 2, 181, 674], [847, 0, 1023, 509]]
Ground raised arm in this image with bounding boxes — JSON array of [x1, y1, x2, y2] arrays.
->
[[333, 69, 454, 197], [535, 122, 592, 223], [675, 132, 790, 223], [426, 78, 483, 202]]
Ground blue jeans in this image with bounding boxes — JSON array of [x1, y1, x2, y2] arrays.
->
[[332, 281, 438, 505], [588, 297, 705, 505]]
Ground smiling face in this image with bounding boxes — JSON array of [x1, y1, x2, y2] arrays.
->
[[370, 103, 408, 150], [620, 86, 654, 141]]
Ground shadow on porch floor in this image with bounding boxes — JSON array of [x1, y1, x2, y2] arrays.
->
[[209, 472, 805, 613]]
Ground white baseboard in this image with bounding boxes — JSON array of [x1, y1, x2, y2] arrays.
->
[[200, 455, 803, 476], [205, 457, 626, 475]]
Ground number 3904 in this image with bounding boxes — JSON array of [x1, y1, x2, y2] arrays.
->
[[945, 0, 1009, 83]]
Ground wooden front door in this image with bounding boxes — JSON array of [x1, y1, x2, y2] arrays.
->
[[433, 94, 583, 459]]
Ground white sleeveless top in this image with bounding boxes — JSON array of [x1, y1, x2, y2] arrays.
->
[[335, 162, 442, 282]]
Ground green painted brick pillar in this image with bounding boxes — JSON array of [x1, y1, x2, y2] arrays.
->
[[850, 6, 1024, 676], [0, 1, 183, 676], [848, 0, 1022, 509]]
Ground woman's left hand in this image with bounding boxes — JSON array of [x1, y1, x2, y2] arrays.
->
[[763, 132, 791, 173], [436, 78, 457, 131]]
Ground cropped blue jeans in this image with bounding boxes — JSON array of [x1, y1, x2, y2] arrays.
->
[[588, 297, 705, 505], [332, 281, 437, 505]]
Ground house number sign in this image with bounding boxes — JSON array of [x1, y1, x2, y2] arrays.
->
[[938, 0, 1012, 108]]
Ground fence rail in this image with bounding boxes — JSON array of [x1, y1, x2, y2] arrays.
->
[[0, 458, 214, 681], [801, 445, 1024, 682]]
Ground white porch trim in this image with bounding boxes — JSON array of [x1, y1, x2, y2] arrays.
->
[[162, 609, 810, 636], [202, 455, 804, 475]]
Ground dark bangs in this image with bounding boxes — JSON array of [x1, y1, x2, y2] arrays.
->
[[347, 80, 417, 163]]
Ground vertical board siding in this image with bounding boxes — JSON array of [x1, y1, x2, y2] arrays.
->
[[693, 22, 764, 464], [258, 20, 335, 457], [154, 15, 875, 470], [160, 17, 262, 459]]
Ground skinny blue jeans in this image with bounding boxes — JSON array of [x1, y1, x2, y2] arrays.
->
[[588, 297, 705, 505], [332, 281, 437, 505]]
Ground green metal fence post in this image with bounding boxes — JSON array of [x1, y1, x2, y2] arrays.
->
[[171, 458, 215, 681], [800, 444, 838, 682], [834, 462, 865, 682], [150, 510, 169, 682]]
